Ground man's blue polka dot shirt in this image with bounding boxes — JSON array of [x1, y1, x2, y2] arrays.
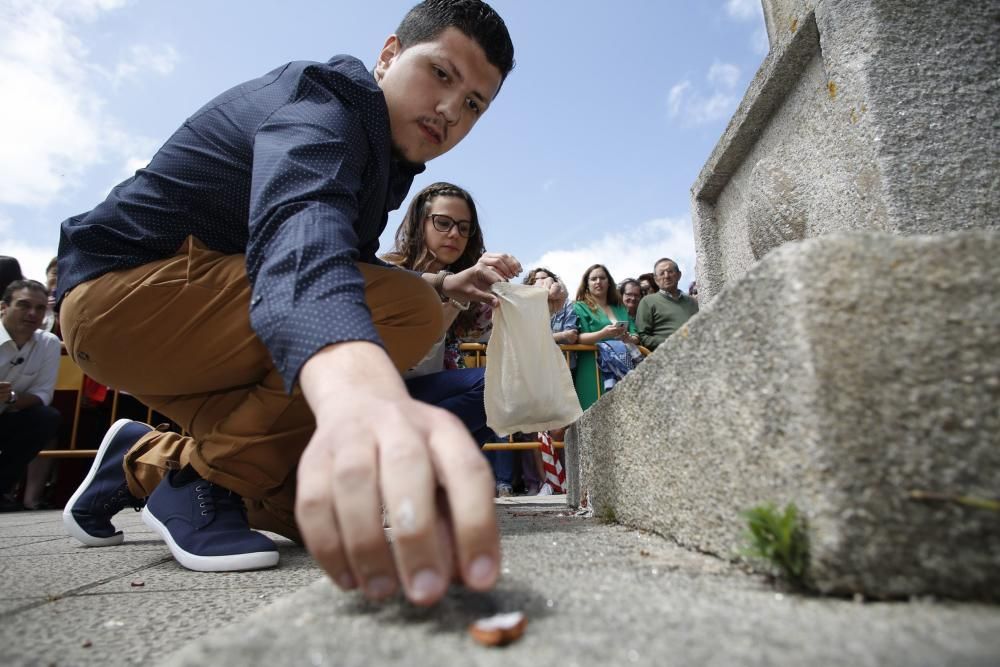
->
[[57, 56, 424, 391]]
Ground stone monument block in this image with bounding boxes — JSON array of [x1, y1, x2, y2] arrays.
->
[[567, 231, 1000, 599], [693, 0, 999, 301]]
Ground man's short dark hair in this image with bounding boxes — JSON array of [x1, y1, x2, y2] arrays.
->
[[2, 279, 47, 305], [397, 0, 515, 89]]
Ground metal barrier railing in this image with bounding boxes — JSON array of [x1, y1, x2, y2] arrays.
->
[[37, 346, 163, 459], [40, 340, 648, 458], [459, 341, 649, 451]]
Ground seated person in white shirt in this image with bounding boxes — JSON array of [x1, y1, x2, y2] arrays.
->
[[0, 280, 61, 511]]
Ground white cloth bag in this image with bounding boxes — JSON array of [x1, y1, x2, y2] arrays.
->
[[484, 282, 583, 435]]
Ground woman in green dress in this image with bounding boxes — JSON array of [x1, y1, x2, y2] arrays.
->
[[571, 264, 639, 410]]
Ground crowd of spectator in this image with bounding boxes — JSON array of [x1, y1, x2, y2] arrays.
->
[[2, 202, 698, 504], [374, 186, 700, 497], [0, 236, 699, 504]]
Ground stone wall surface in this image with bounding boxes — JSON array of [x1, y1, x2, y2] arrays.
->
[[761, 0, 810, 44], [694, 0, 1000, 301], [568, 231, 1000, 599]]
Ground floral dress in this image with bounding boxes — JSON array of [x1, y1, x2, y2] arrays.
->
[[443, 302, 493, 370]]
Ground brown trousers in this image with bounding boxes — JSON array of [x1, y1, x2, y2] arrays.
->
[[60, 237, 441, 542]]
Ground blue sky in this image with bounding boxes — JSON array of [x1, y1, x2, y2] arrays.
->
[[1, 0, 767, 291]]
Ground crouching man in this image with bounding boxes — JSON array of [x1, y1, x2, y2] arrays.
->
[[59, 0, 517, 607]]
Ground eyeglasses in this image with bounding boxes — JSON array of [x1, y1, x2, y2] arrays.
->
[[428, 214, 476, 238]]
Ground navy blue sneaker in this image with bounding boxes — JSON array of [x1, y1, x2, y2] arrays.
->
[[63, 419, 152, 546], [142, 469, 279, 572]]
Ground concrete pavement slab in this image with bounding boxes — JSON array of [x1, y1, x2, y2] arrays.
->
[[86, 544, 318, 595], [165, 502, 1000, 667], [0, 536, 66, 550], [1, 588, 294, 666], [3, 503, 999, 667], [1, 549, 172, 598], [1, 538, 167, 556], [0, 509, 317, 667]]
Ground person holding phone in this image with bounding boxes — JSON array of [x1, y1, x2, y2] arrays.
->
[[571, 264, 638, 410]]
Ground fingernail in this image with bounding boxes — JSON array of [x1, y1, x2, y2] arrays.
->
[[335, 572, 357, 590], [366, 575, 396, 599], [410, 568, 444, 601], [467, 555, 496, 586]]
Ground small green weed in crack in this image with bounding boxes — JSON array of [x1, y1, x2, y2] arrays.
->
[[597, 504, 618, 524], [742, 502, 809, 586]]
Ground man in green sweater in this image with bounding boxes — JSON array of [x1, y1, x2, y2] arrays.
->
[[636, 258, 699, 351]]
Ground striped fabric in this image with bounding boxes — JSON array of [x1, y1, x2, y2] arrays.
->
[[538, 431, 566, 493]]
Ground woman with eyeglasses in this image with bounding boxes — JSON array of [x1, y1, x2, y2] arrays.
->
[[382, 182, 515, 496]]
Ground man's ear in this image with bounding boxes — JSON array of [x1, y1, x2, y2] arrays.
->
[[374, 35, 402, 82]]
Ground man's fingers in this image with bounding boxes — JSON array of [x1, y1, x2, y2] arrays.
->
[[426, 417, 501, 592], [378, 411, 449, 606], [329, 437, 400, 600], [295, 435, 355, 592]]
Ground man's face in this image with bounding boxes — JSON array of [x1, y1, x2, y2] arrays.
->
[[375, 27, 502, 165], [654, 261, 680, 292], [1, 288, 47, 339], [622, 284, 642, 312]]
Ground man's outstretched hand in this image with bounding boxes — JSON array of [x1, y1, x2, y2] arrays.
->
[[296, 341, 499, 606]]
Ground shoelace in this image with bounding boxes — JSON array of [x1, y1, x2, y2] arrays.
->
[[195, 483, 246, 518], [103, 483, 144, 513]]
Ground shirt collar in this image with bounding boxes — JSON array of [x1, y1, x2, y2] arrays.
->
[[0, 322, 14, 348], [659, 289, 683, 301]]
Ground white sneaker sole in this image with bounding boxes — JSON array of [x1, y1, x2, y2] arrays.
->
[[63, 418, 136, 547], [142, 506, 279, 572]]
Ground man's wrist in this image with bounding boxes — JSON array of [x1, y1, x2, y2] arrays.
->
[[300, 341, 408, 410], [6, 389, 16, 406]]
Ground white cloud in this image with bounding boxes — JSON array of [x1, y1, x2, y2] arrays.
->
[[521, 216, 696, 294], [724, 0, 769, 55], [112, 43, 179, 85], [0, 0, 174, 207], [725, 0, 761, 21], [708, 62, 741, 89], [667, 62, 742, 127], [1, 238, 58, 284], [667, 81, 690, 117], [752, 26, 769, 55]]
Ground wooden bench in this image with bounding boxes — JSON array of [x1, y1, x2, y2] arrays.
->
[[36, 351, 162, 459], [39, 342, 648, 457]]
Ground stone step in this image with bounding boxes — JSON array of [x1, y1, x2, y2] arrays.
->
[[568, 231, 1000, 599]]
